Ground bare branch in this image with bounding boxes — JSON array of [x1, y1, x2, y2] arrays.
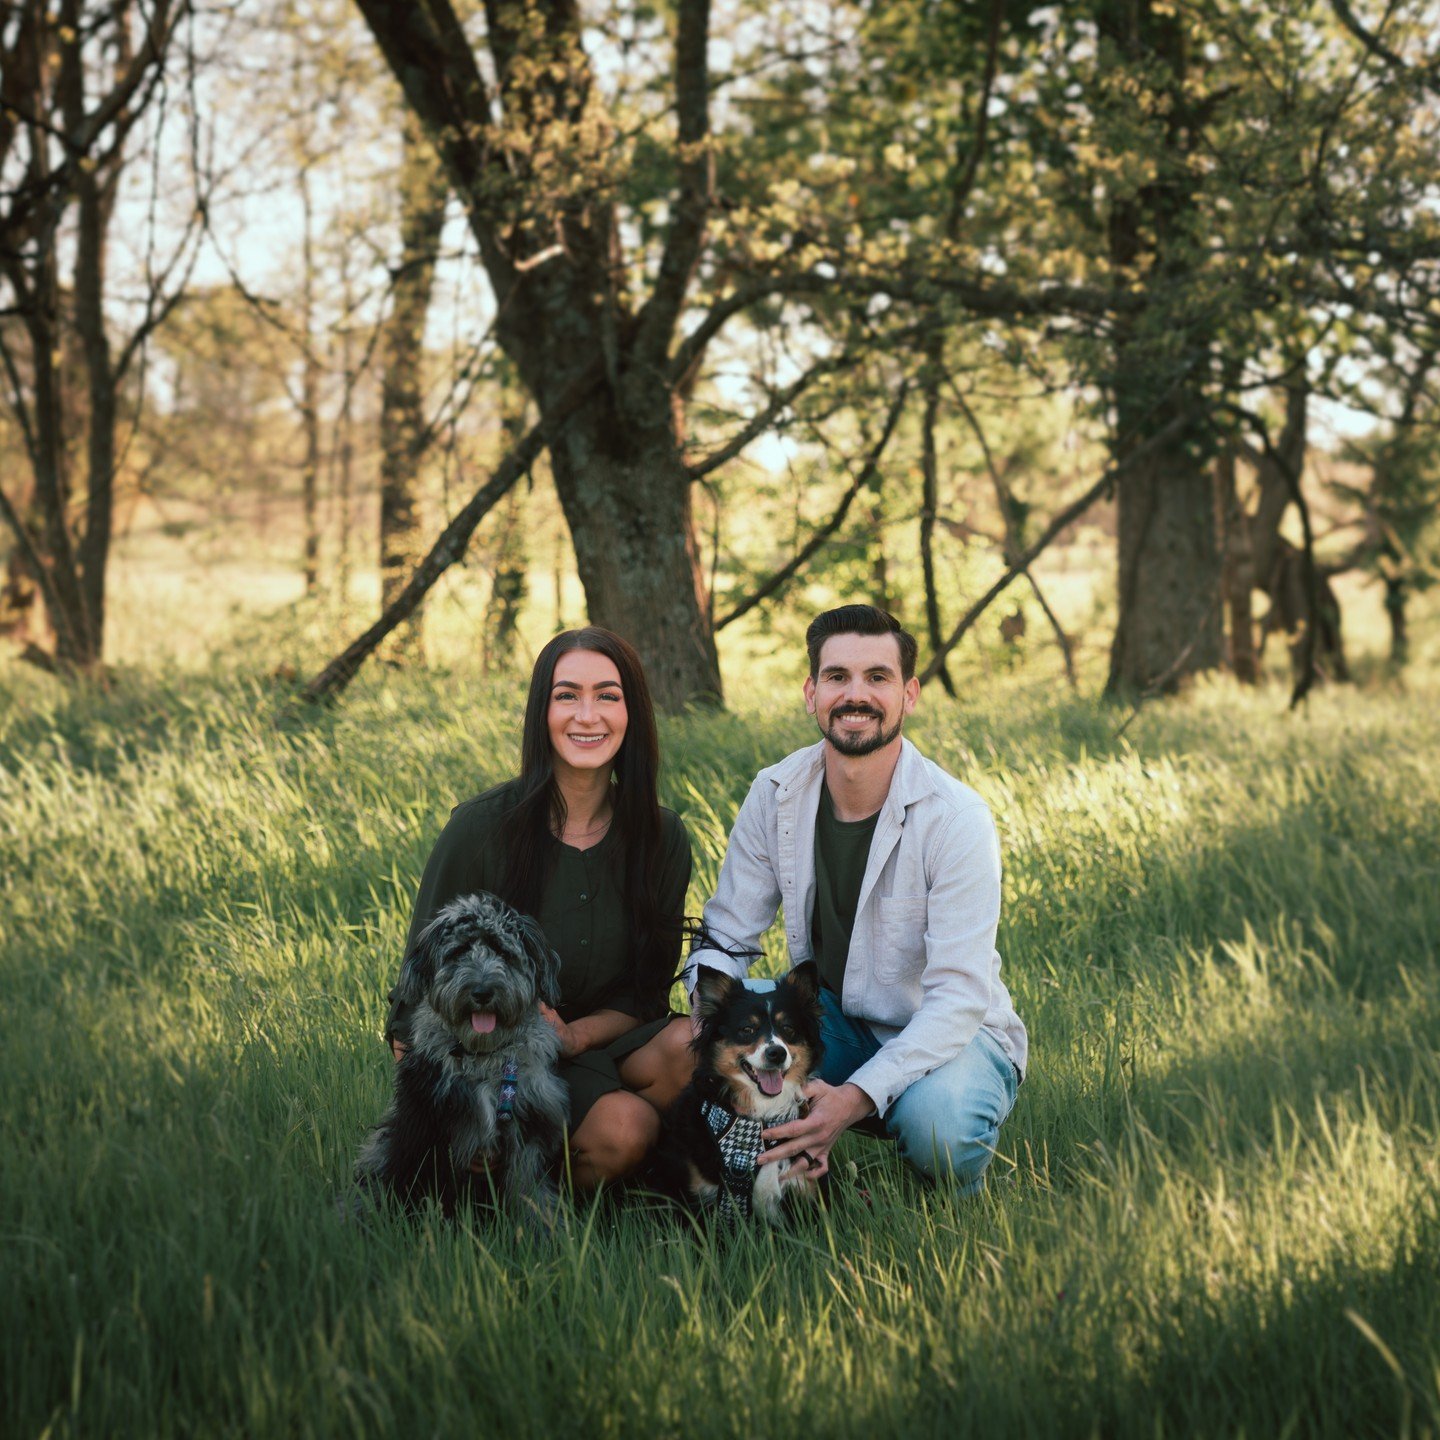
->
[[715, 383, 909, 631], [684, 343, 873, 480], [300, 367, 601, 703], [1329, 0, 1440, 92], [633, 0, 713, 369], [919, 412, 1192, 684]]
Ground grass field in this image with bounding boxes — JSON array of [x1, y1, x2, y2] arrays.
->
[[3, 604, 1440, 1437]]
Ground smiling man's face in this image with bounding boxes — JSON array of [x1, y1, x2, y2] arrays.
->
[[803, 631, 919, 758]]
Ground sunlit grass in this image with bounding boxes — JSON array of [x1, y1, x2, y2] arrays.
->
[[3, 627, 1439, 1437]]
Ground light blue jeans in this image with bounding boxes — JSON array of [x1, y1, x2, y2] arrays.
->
[[748, 979, 1019, 1194]]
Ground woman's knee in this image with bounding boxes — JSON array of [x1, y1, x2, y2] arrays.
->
[[570, 1093, 660, 1180]]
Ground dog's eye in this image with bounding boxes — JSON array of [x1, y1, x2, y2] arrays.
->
[[737, 1025, 757, 1041], [777, 1023, 798, 1042]]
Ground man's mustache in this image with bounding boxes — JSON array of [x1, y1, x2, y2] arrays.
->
[[831, 706, 881, 719]]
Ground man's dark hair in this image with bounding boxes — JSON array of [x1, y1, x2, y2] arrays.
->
[[806, 605, 918, 681]]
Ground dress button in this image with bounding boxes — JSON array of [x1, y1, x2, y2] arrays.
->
[[580, 938, 589, 947]]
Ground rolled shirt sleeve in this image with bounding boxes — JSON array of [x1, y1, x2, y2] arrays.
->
[[846, 805, 1003, 1117]]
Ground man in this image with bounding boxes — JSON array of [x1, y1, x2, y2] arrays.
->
[[686, 605, 1026, 1192]]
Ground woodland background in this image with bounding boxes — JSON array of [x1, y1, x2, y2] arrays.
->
[[3, 2, 1440, 1437]]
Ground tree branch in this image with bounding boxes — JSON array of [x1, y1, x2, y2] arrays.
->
[[1329, 0, 1440, 92], [632, 0, 713, 369], [351, 0, 516, 293], [300, 368, 600, 703], [684, 342, 874, 480], [714, 382, 908, 631], [919, 412, 1191, 684]]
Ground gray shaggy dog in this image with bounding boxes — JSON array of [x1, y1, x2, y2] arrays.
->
[[356, 893, 569, 1216]]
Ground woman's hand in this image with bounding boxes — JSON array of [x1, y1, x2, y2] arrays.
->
[[538, 1002, 582, 1058]]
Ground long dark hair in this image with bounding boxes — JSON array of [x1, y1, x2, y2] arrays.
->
[[499, 627, 675, 1015]]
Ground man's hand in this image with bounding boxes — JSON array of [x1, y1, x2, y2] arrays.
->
[[538, 1002, 581, 1058], [756, 1078, 875, 1180]]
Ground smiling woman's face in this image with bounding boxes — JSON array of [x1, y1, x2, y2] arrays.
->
[[546, 648, 628, 778]]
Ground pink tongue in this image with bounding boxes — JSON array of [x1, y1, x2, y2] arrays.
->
[[757, 1069, 784, 1097], [470, 1012, 497, 1035]]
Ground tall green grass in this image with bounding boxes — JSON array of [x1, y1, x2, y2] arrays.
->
[[3, 655, 1438, 1438]]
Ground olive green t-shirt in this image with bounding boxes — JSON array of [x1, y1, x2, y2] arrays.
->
[[810, 782, 880, 996], [386, 779, 692, 1042]]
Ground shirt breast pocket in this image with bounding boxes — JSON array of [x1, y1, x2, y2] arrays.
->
[[873, 894, 928, 980]]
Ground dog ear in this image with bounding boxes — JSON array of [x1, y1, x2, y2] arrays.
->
[[780, 960, 821, 1011], [691, 964, 740, 1019], [515, 913, 562, 1008], [394, 915, 446, 1007]]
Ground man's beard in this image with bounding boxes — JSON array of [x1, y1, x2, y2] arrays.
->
[[820, 705, 903, 757]]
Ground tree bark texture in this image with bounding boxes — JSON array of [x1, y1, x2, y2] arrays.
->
[[299, 169, 322, 597], [353, 0, 724, 709], [1106, 405, 1223, 694], [378, 113, 449, 664], [1101, 0, 1222, 696], [919, 361, 955, 696], [1214, 443, 1257, 682]]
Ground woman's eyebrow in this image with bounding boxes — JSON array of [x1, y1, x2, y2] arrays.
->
[[551, 676, 623, 690]]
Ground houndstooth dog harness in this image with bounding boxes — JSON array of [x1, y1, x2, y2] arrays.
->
[[700, 1098, 777, 1225]]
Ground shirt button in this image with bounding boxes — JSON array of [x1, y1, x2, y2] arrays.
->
[[580, 892, 588, 901], [580, 938, 589, 947]]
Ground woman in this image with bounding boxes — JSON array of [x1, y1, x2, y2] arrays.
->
[[385, 628, 696, 1190]]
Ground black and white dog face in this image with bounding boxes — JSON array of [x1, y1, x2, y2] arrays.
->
[[395, 897, 561, 1057], [691, 963, 823, 1122]]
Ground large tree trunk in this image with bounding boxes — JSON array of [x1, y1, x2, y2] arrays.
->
[[1107, 402, 1222, 693], [378, 113, 448, 664], [546, 392, 721, 710], [354, 0, 724, 710], [1101, 0, 1221, 696]]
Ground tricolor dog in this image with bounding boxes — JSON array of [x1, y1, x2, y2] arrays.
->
[[656, 963, 825, 1227]]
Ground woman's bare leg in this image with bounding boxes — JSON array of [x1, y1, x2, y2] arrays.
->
[[565, 1090, 660, 1191], [616, 1016, 696, 1112]]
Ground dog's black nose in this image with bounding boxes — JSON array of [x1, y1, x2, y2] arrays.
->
[[763, 1043, 787, 1067], [470, 987, 494, 1008]]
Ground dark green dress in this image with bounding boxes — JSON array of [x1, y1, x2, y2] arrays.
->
[[385, 779, 692, 1128]]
